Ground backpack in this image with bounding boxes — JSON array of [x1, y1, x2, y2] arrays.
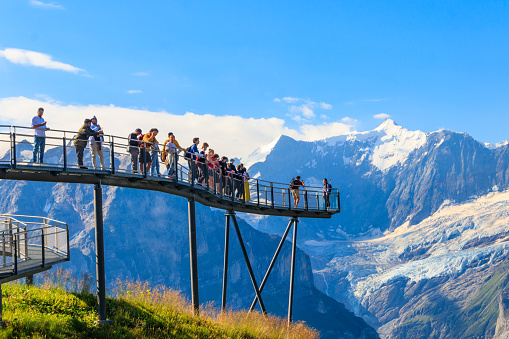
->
[[184, 146, 193, 159], [289, 178, 296, 189]]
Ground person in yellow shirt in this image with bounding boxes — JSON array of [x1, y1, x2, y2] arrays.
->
[[139, 128, 159, 174]]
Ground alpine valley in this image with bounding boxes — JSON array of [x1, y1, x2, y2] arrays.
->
[[244, 119, 509, 338], [3, 118, 509, 338]]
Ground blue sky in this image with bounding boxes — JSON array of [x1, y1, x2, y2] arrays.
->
[[1, 0, 508, 154]]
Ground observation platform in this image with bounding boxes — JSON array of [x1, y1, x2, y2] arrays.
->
[[0, 214, 70, 284], [0, 126, 340, 219]]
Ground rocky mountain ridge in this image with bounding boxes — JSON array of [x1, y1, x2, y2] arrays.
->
[[244, 119, 509, 338]]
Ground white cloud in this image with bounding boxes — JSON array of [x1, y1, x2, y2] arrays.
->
[[290, 104, 315, 118], [0, 96, 358, 159], [320, 102, 332, 109], [273, 98, 281, 102], [127, 90, 142, 94], [374, 113, 391, 120], [320, 114, 328, 120], [282, 97, 301, 103], [29, 0, 64, 10], [341, 117, 359, 125], [0, 48, 83, 73], [132, 72, 150, 76], [292, 115, 303, 122]]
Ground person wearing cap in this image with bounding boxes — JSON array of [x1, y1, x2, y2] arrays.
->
[[31, 107, 50, 163], [89, 116, 105, 170], [127, 128, 142, 173], [74, 119, 102, 169]]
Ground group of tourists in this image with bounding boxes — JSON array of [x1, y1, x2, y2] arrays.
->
[[30, 107, 332, 208]]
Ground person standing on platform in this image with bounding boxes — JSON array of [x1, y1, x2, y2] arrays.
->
[[197, 142, 209, 184], [74, 119, 102, 169], [140, 128, 158, 175], [291, 176, 305, 208], [187, 137, 200, 182], [127, 128, 142, 173], [31, 107, 50, 164], [220, 156, 229, 195], [89, 116, 105, 170], [227, 158, 239, 198], [163, 133, 178, 177], [323, 178, 332, 209]]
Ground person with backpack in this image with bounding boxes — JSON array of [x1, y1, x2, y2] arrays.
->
[[186, 137, 200, 183], [323, 178, 332, 209], [127, 128, 142, 173], [89, 116, 105, 170], [74, 119, 103, 169], [290, 176, 305, 207]]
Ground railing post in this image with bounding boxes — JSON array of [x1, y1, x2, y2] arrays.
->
[[205, 161, 209, 189], [337, 190, 341, 212], [41, 227, 45, 267], [143, 143, 148, 178], [230, 175, 234, 202], [63, 137, 67, 171], [191, 159, 195, 187], [304, 189, 308, 211], [271, 183, 274, 208], [11, 132, 16, 168], [13, 230, 17, 275], [256, 180, 260, 206], [288, 188, 292, 210], [110, 137, 115, 174]]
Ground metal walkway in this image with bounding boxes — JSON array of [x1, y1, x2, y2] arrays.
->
[[0, 125, 340, 218], [0, 214, 70, 284]]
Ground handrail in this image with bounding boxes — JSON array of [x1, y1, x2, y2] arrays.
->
[[0, 214, 70, 277], [0, 126, 340, 213]]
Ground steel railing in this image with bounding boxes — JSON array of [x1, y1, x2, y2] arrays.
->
[[0, 125, 340, 213], [0, 214, 70, 277]]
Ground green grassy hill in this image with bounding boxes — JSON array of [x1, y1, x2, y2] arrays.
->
[[0, 279, 318, 339]]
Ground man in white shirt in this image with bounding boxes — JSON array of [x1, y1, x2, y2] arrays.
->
[[89, 116, 105, 170], [31, 107, 49, 163]]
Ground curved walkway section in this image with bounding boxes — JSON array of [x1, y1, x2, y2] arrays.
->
[[0, 126, 340, 218], [0, 214, 70, 283]]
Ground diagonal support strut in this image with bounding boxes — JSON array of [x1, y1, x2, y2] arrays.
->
[[229, 212, 267, 314], [249, 217, 295, 311]]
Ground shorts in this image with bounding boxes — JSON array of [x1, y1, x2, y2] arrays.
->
[[139, 148, 151, 163], [292, 189, 300, 198]]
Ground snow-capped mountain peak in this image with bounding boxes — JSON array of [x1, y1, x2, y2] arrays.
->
[[324, 119, 427, 172]]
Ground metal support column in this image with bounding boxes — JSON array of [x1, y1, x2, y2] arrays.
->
[[94, 182, 109, 324], [230, 213, 267, 314], [188, 197, 199, 315], [221, 212, 231, 312], [288, 217, 299, 324], [26, 274, 34, 285], [0, 284, 5, 327]]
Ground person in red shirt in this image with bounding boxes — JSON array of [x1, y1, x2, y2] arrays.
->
[[291, 176, 305, 207]]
